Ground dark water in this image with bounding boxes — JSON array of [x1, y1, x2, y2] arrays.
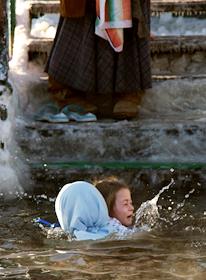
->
[[1, 177, 206, 280]]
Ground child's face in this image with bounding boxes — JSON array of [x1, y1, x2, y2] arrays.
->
[[111, 188, 134, 226]]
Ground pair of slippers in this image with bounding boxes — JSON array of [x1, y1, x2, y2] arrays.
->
[[34, 103, 97, 123]]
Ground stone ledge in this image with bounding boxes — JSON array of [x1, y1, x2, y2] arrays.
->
[[151, 0, 206, 15], [15, 118, 206, 164], [27, 36, 206, 55], [151, 36, 206, 54], [29, 166, 206, 196], [28, 0, 206, 16], [28, 37, 52, 55], [152, 74, 206, 80], [29, 0, 59, 15]]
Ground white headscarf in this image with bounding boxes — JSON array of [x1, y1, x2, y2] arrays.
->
[[55, 181, 113, 240]]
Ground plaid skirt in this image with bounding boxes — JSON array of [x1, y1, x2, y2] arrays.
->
[[45, 0, 152, 95]]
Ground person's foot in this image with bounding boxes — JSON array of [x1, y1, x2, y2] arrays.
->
[[48, 76, 98, 113], [50, 89, 98, 114], [113, 92, 143, 119]]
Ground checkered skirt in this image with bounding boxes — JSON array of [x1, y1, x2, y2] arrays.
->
[[45, 0, 152, 95]]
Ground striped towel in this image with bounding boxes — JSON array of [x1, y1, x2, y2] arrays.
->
[[95, 0, 132, 52]]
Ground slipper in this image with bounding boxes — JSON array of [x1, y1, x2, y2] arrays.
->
[[68, 112, 97, 122], [61, 104, 86, 115], [61, 105, 97, 122], [34, 103, 60, 121], [35, 112, 69, 123]]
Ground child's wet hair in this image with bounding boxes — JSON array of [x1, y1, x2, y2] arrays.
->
[[94, 177, 130, 216]]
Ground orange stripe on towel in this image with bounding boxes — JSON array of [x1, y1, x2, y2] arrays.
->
[[122, 0, 132, 20]]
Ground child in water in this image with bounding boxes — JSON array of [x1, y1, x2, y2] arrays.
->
[[95, 178, 135, 234], [55, 179, 135, 240]]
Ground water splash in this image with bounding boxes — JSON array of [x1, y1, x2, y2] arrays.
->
[[133, 178, 206, 234], [134, 178, 174, 230]]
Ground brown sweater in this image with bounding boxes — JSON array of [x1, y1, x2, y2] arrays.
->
[[60, 0, 86, 17]]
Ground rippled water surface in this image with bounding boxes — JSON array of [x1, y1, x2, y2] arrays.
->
[[1, 180, 206, 280]]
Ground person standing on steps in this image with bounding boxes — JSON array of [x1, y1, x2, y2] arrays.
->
[[45, 0, 152, 119]]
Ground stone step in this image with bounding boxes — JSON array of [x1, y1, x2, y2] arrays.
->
[[28, 0, 206, 16], [14, 70, 206, 166], [16, 118, 206, 166], [152, 74, 206, 80], [27, 36, 206, 76], [28, 35, 206, 55], [28, 37, 52, 55], [14, 74, 206, 164], [28, 157, 206, 194], [151, 35, 206, 54], [151, 0, 206, 15], [151, 36, 206, 76], [29, 0, 59, 15], [14, 73, 206, 189]]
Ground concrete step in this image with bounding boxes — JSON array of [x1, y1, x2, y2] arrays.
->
[[16, 117, 206, 163], [29, 161, 206, 194], [29, 0, 59, 15], [13, 75, 206, 191], [151, 35, 206, 54], [13, 69, 206, 166], [27, 35, 206, 76], [28, 35, 206, 55], [28, 0, 206, 16], [151, 0, 206, 15], [15, 117, 206, 180], [152, 74, 206, 80]]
